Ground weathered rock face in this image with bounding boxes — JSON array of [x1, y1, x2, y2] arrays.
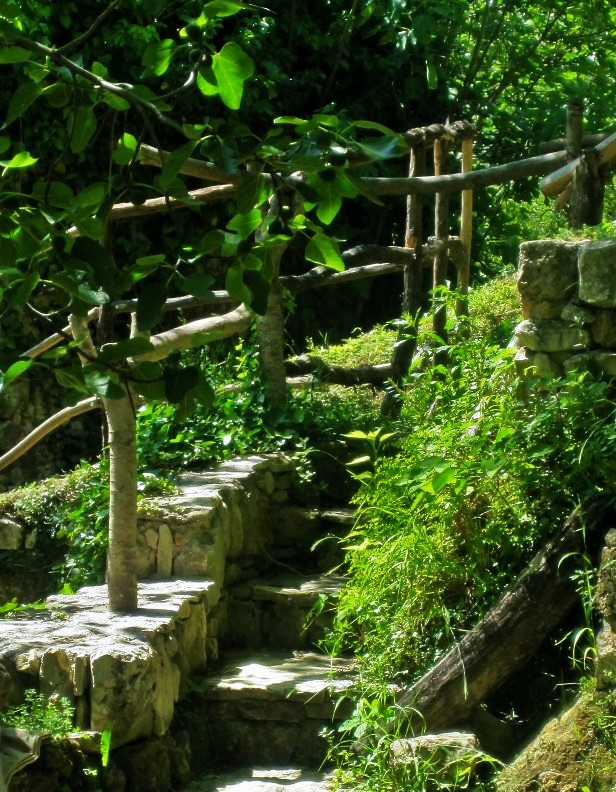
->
[[511, 238, 616, 377]]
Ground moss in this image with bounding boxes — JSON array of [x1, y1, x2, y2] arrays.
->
[[497, 689, 616, 792]]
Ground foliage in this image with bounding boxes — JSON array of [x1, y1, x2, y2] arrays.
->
[[325, 338, 616, 684], [0, 689, 74, 736]]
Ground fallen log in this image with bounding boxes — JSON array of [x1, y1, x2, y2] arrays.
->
[[285, 355, 391, 387], [381, 503, 611, 739]]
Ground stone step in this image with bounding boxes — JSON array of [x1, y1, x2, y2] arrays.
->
[[224, 574, 345, 651], [181, 651, 355, 771], [182, 767, 333, 792]]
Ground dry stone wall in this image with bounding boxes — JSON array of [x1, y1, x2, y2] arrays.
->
[[0, 453, 310, 789], [511, 238, 616, 377]]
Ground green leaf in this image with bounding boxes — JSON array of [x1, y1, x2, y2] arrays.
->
[[5, 80, 42, 125], [211, 42, 254, 110], [196, 69, 219, 97], [83, 365, 125, 399], [100, 92, 130, 111], [235, 172, 273, 214], [113, 133, 138, 165], [0, 150, 37, 175], [227, 208, 262, 238], [55, 368, 88, 393], [31, 180, 73, 208], [70, 106, 97, 154], [175, 272, 215, 298], [0, 46, 31, 64], [164, 366, 199, 403], [50, 273, 110, 306], [73, 182, 106, 210], [130, 361, 165, 400], [202, 1, 248, 20], [305, 233, 344, 271], [142, 38, 176, 77], [200, 230, 224, 254], [159, 141, 198, 188], [136, 281, 167, 331], [243, 269, 269, 315], [0, 359, 32, 392], [356, 135, 408, 162], [98, 337, 155, 364], [70, 238, 115, 290], [225, 263, 251, 303]]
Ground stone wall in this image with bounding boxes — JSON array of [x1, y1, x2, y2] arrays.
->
[[511, 238, 616, 377], [0, 454, 312, 790]]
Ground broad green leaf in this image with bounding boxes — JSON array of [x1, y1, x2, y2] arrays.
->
[[426, 59, 438, 90], [43, 82, 71, 108], [164, 365, 199, 403], [71, 238, 115, 290], [0, 150, 37, 174], [202, 1, 247, 20], [112, 132, 138, 165], [0, 46, 31, 64], [98, 337, 155, 363], [175, 272, 215, 298], [211, 42, 254, 110], [10, 272, 39, 308], [142, 38, 176, 77], [0, 359, 32, 393], [235, 172, 273, 214], [200, 230, 224, 253], [5, 80, 41, 126], [160, 141, 199, 186], [100, 92, 130, 111], [74, 216, 106, 239], [31, 180, 73, 208], [352, 120, 401, 136], [243, 269, 269, 315], [55, 368, 88, 392], [73, 182, 106, 210], [50, 272, 109, 305], [225, 263, 251, 304], [136, 281, 167, 331], [313, 173, 343, 225], [83, 365, 125, 399], [0, 136, 9, 154], [130, 361, 165, 400], [70, 106, 97, 154], [227, 208, 262, 238], [305, 233, 344, 271], [197, 69, 219, 97], [356, 135, 408, 162], [174, 370, 214, 420]]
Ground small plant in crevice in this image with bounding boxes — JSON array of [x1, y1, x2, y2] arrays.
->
[[0, 689, 74, 736], [556, 546, 599, 675]]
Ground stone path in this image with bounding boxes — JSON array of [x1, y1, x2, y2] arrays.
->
[[183, 767, 333, 791]]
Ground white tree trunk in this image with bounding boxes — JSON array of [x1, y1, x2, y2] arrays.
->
[[103, 389, 138, 612]]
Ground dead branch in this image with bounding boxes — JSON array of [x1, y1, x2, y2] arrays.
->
[[0, 397, 101, 474], [285, 355, 391, 386]]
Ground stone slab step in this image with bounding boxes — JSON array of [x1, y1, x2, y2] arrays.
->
[[224, 575, 345, 651], [183, 652, 355, 769], [183, 767, 333, 791]]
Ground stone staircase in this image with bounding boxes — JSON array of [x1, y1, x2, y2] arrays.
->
[[177, 511, 354, 790], [0, 455, 356, 792]]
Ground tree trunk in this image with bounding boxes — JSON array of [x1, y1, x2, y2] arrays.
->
[[376, 503, 609, 740], [104, 389, 138, 612]]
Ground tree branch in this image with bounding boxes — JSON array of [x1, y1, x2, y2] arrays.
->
[[138, 304, 253, 362], [0, 397, 101, 474], [11, 36, 186, 136]]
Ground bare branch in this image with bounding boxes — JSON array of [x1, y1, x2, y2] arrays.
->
[[109, 183, 235, 219], [0, 397, 101, 474], [138, 304, 253, 362], [12, 36, 186, 136]]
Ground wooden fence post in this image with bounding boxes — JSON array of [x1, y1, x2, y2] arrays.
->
[[456, 136, 473, 325], [433, 138, 450, 346], [381, 144, 426, 417], [567, 97, 605, 228]]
